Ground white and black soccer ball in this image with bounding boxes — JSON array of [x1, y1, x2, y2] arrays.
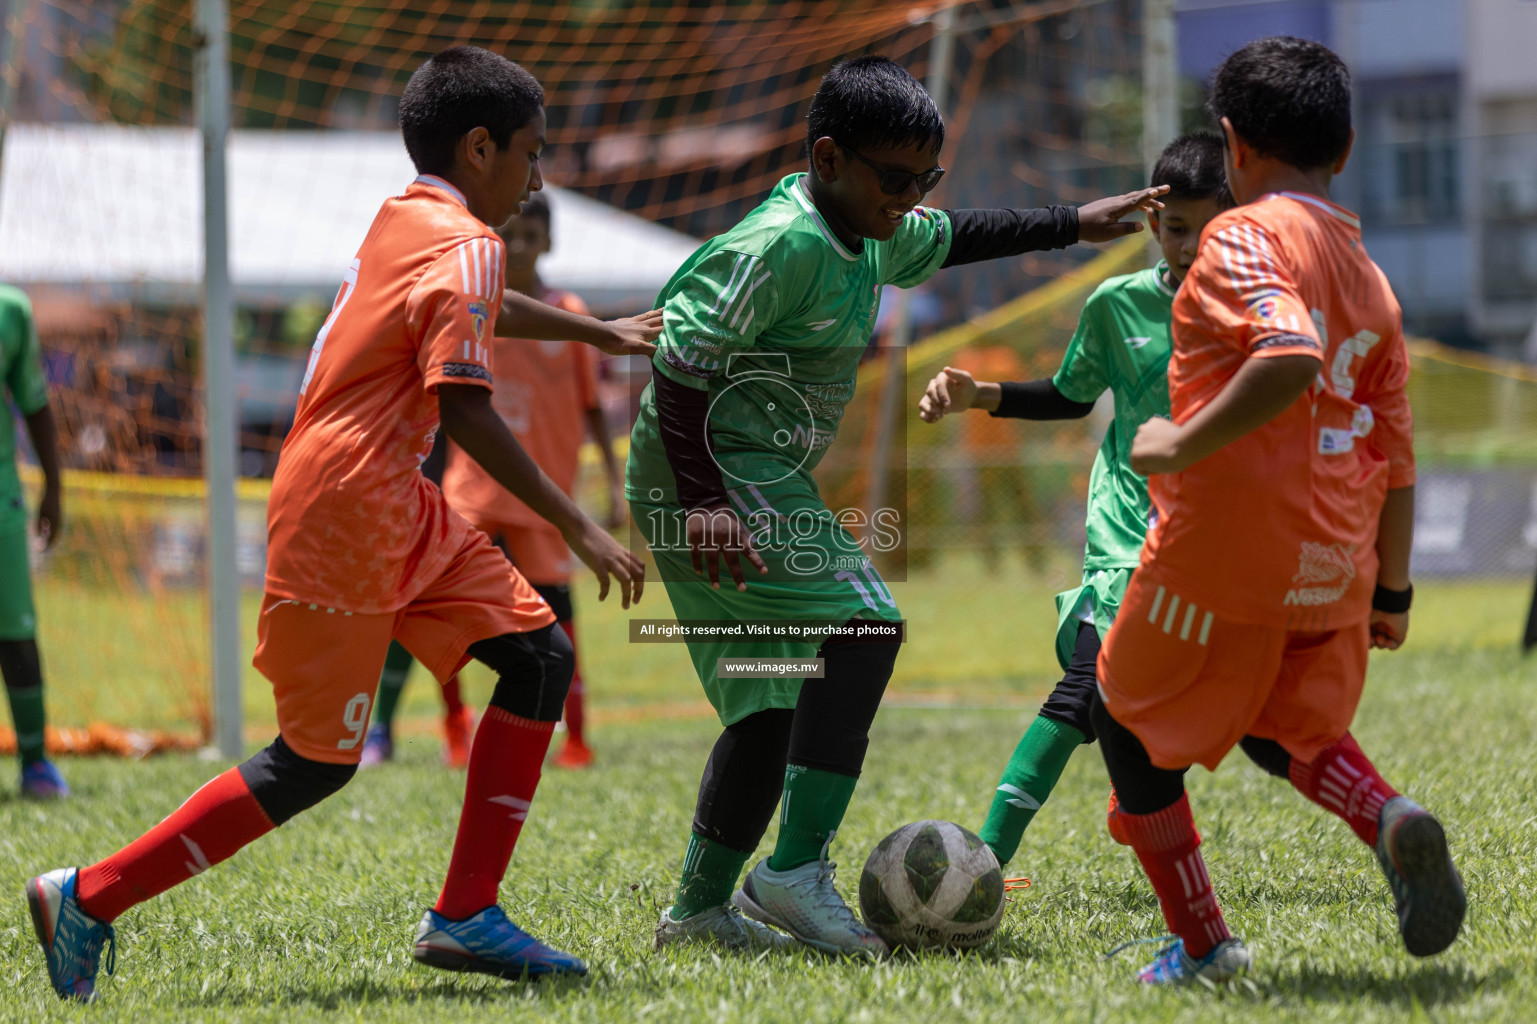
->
[[858, 820, 1005, 950]]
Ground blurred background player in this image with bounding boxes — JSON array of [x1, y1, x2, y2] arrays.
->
[[0, 283, 69, 799], [919, 132, 1240, 867], [363, 192, 624, 770], [1095, 37, 1464, 985], [631, 55, 1166, 958], [26, 46, 657, 1001]]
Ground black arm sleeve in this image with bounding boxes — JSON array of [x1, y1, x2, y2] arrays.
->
[[939, 207, 1079, 269], [990, 379, 1096, 421], [653, 370, 730, 510]]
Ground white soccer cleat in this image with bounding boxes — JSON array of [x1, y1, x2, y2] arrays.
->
[[654, 903, 798, 953], [733, 835, 889, 959]]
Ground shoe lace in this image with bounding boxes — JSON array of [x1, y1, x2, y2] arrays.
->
[[469, 906, 534, 959], [1100, 933, 1176, 962], [1003, 876, 1031, 903], [75, 920, 115, 980], [100, 923, 116, 977], [784, 833, 863, 924]]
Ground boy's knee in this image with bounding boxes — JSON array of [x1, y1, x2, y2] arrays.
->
[[471, 624, 573, 722], [239, 736, 357, 826]]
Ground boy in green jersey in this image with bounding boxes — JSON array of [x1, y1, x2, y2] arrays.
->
[[632, 56, 1166, 956], [0, 284, 69, 799], [920, 133, 1245, 864]]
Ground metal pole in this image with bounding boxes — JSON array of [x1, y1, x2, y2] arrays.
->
[[196, 0, 242, 758], [864, 5, 957, 527], [1142, 0, 1179, 175]]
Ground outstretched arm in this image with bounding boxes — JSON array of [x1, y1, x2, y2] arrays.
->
[[939, 186, 1169, 268], [919, 367, 1095, 422], [495, 290, 662, 357], [439, 383, 643, 607]]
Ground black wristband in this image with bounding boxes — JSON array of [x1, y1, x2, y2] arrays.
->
[[1372, 583, 1413, 614]]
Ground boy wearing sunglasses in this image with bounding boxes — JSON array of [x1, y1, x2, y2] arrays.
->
[[629, 55, 1165, 957]]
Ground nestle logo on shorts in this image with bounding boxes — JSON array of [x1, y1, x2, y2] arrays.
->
[[716, 658, 826, 678]]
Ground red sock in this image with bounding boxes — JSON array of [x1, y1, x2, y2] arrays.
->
[[441, 672, 465, 716], [1118, 792, 1231, 960], [557, 619, 585, 745], [75, 768, 274, 922], [1288, 732, 1398, 846], [434, 707, 556, 919]]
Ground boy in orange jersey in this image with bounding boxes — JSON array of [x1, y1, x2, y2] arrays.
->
[[1093, 36, 1465, 985], [442, 192, 624, 768], [26, 46, 660, 1002], [364, 192, 623, 769]]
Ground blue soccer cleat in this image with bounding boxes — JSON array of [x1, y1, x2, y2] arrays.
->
[[412, 904, 587, 980], [1134, 936, 1251, 985], [1375, 796, 1465, 957], [359, 724, 393, 768], [26, 868, 116, 1002], [21, 759, 70, 800]]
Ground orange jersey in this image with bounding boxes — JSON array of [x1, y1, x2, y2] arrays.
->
[[265, 175, 505, 613], [440, 289, 600, 528], [1144, 192, 1415, 629]]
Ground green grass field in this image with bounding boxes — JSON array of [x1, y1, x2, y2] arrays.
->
[[4, 558, 1535, 1021]]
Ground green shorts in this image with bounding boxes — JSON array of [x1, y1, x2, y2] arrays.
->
[[0, 521, 37, 640], [1052, 566, 1133, 672], [632, 476, 902, 726]]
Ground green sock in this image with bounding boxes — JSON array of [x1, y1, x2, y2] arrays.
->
[[978, 715, 1086, 865], [671, 831, 752, 919], [371, 641, 416, 732], [6, 684, 46, 765], [768, 764, 859, 871]]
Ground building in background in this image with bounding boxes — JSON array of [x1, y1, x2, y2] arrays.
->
[[1463, 0, 1537, 359], [1177, 0, 1537, 358]]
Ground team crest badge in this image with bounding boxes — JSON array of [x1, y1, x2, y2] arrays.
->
[[468, 301, 489, 342], [1249, 297, 1280, 321]]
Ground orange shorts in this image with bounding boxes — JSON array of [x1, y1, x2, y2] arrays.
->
[[253, 526, 554, 764], [472, 516, 573, 587], [1097, 571, 1370, 771]]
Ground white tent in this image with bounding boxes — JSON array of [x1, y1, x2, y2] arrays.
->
[[0, 124, 699, 312]]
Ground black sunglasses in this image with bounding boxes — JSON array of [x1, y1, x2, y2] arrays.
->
[[840, 144, 946, 196]]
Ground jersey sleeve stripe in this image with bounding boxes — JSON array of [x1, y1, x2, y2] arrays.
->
[[714, 255, 760, 320], [458, 244, 472, 294], [708, 253, 751, 316], [727, 271, 771, 330], [1216, 227, 1253, 290], [487, 239, 504, 303]]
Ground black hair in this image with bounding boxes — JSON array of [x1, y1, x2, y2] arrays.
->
[[516, 191, 551, 230], [1208, 36, 1352, 170], [805, 55, 944, 161], [1151, 131, 1234, 206], [399, 45, 544, 176]]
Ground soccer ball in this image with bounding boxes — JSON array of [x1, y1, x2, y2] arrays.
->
[[858, 820, 1005, 950]]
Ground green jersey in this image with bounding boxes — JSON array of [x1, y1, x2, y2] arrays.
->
[[1054, 260, 1176, 571], [0, 285, 48, 532], [627, 174, 952, 504], [1049, 261, 1176, 667]]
